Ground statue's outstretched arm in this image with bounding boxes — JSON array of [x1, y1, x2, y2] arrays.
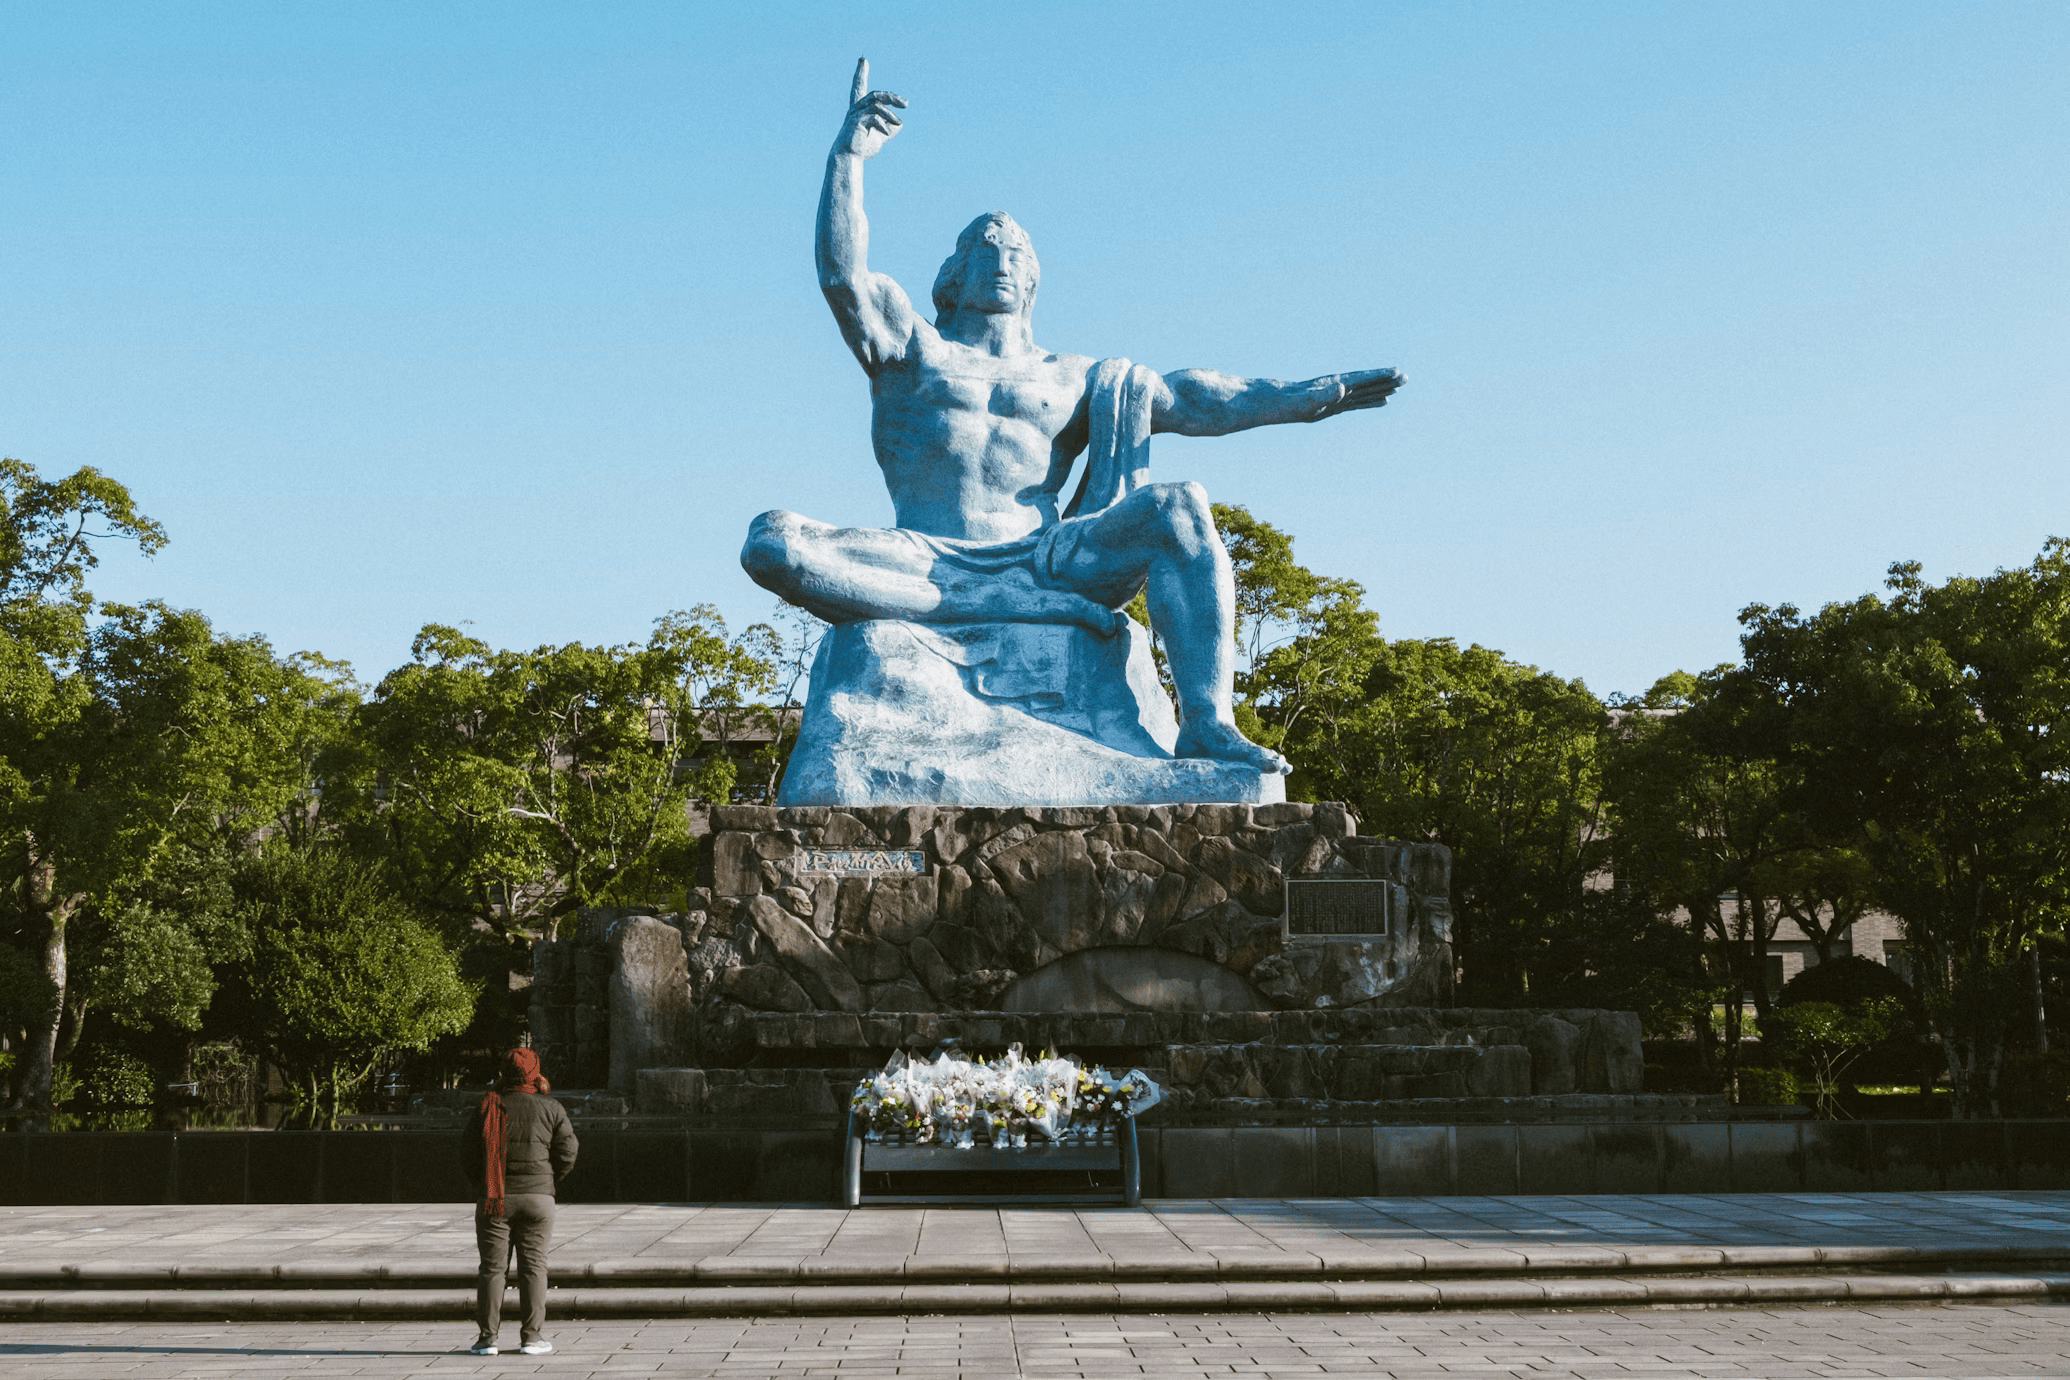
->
[[1151, 366, 1403, 438], [817, 59, 918, 374]]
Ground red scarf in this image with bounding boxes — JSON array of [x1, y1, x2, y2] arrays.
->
[[480, 1048, 549, 1218]]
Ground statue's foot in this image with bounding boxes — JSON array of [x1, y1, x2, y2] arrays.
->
[[1174, 717, 1291, 775]]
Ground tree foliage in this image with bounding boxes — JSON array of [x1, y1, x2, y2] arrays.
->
[[1737, 541, 2070, 1115], [216, 845, 474, 1111], [329, 606, 780, 939], [1213, 502, 1378, 753], [0, 457, 166, 657], [1, 459, 354, 1109], [1214, 505, 1623, 1008], [1763, 998, 1903, 1119], [5, 450, 2057, 1128]]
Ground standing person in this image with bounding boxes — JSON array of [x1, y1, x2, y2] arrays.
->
[[459, 1048, 578, 1357]]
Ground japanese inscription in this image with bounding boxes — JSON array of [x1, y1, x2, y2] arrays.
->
[[795, 848, 928, 877], [1283, 878, 1395, 940]]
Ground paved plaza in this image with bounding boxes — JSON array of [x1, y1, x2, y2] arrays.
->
[[7, 1306, 2070, 1378], [6, 1196, 2070, 1372], [13, 1193, 2070, 1270]]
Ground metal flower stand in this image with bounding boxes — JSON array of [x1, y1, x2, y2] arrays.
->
[[840, 1114, 1141, 1208]]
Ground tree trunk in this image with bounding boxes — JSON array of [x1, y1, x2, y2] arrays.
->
[[1720, 937, 1746, 1102], [2031, 946, 2049, 1055], [55, 988, 88, 1062], [1942, 1028, 1971, 1119], [1805, 906, 1837, 966], [20, 842, 82, 1113], [1693, 998, 1718, 1080], [1746, 896, 1776, 1028]]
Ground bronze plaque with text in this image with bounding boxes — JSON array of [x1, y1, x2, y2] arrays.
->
[[1284, 878, 1393, 939]]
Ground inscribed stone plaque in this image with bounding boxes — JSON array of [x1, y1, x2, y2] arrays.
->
[[795, 848, 927, 877], [1283, 878, 1393, 940]]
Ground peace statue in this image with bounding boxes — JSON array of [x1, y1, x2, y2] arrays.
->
[[744, 61, 1402, 807]]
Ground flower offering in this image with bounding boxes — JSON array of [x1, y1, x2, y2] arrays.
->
[[848, 1045, 1163, 1146]]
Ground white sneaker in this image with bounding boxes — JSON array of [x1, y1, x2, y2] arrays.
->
[[518, 1340, 554, 1355], [468, 1340, 498, 1355]]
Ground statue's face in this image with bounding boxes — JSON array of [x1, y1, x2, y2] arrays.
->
[[956, 227, 1036, 316]]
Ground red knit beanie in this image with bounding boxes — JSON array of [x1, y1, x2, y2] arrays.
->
[[499, 1048, 548, 1093]]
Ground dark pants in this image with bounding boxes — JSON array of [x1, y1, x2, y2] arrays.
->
[[474, 1194, 554, 1344]]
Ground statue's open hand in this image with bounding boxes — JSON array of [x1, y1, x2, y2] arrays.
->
[[1321, 368, 1404, 417], [837, 58, 907, 159]]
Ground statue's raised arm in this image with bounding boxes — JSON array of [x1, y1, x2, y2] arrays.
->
[[816, 59, 919, 374]]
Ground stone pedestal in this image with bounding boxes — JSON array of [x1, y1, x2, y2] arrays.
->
[[688, 801, 1449, 1017], [548, 804, 1648, 1126], [779, 620, 1285, 807]]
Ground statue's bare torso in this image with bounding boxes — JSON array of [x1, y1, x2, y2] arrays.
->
[[870, 335, 1094, 542]]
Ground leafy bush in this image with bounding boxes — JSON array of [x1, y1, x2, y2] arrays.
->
[[190, 1041, 260, 1109], [1737, 1067, 1800, 1106], [1779, 955, 1922, 1027], [1778, 956, 1928, 1090], [79, 1048, 156, 1108], [1764, 998, 1903, 1118], [1529, 890, 1717, 1039], [221, 846, 476, 1110]]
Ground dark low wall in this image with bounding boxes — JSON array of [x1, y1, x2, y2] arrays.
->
[[0, 1127, 837, 1207], [1148, 1120, 2070, 1197], [3, 1120, 2066, 1205]]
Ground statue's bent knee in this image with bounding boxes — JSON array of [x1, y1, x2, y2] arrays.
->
[[1147, 481, 1217, 554], [741, 510, 807, 590], [1152, 479, 1211, 516]]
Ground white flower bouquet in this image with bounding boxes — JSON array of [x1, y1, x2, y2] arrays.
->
[[848, 1044, 1162, 1147]]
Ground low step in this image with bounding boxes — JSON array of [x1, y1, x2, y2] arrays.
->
[[8, 1242, 2068, 1292], [4, 1272, 2068, 1319]]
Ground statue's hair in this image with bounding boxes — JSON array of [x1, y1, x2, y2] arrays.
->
[[931, 211, 1039, 324]]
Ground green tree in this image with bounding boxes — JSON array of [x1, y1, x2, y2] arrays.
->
[[1205, 503, 1616, 1009], [0, 457, 166, 656], [332, 606, 778, 940], [217, 845, 474, 1113], [1738, 541, 2070, 1117], [1213, 503, 1377, 754], [736, 603, 825, 803], [0, 459, 162, 1109], [1603, 668, 1801, 1086], [1766, 845, 1878, 967], [1295, 637, 1611, 1005], [2, 602, 354, 1109], [3, 461, 353, 1110], [1529, 887, 1714, 1039], [1764, 998, 1902, 1119]]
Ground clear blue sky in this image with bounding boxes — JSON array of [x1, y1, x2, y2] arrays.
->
[[5, 3, 2065, 698]]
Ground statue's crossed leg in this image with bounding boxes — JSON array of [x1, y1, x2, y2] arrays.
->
[[743, 481, 1287, 773]]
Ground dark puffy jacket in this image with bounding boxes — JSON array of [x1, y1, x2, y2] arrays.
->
[[460, 1090, 579, 1198]]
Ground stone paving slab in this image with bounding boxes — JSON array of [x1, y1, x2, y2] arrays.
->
[[5, 1193, 2068, 1321], [7, 1306, 2070, 1378], [10, 1192, 2070, 1275]]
